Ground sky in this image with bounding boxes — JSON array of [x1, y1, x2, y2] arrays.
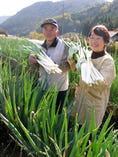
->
[[0, 0, 113, 17], [0, 0, 60, 16]]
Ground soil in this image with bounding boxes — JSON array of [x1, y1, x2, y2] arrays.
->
[[0, 120, 28, 157], [103, 105, 118, 129]]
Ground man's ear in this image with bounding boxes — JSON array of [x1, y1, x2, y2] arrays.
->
[[56, 29, 59, 34]]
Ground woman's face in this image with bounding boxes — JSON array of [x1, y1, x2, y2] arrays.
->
[[42, 24, 58, 43], [89, 32, 106, 52]]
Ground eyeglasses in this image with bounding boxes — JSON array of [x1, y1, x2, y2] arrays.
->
[[89, 36, 103, 42]]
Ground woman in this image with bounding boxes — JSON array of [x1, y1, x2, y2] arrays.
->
[[72, 24, 116, 127]]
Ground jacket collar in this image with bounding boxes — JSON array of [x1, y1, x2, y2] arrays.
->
[[91, 50, 105, 59], [42, 37, 58, 49]]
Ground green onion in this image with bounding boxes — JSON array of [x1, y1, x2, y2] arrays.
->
[[64, 40, 104, 86], [23, 43, 62, 74]]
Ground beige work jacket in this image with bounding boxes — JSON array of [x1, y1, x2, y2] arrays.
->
[[72, 52, 116, 127]]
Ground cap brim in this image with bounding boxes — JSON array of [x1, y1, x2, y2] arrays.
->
[[41, 23, 58, 28]]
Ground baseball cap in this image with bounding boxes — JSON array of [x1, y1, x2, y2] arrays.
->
[[41, 18, 58, 28]]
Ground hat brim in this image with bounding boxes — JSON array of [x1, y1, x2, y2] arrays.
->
[[41, 23, 58, 28]]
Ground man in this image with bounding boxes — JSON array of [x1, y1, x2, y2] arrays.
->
[[28, 18, 70, 113]]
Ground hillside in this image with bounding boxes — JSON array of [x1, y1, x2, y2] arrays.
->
[[36, 0, 118, 36], [0, 16, 10, 24], [0, 0, 107, 36]]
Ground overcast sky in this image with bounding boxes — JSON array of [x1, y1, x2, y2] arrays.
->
[[0, 0, 61, 16], [0, 0, 113, 17]]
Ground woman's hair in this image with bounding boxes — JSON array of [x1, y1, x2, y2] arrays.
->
[[88, 24, 110, 43]]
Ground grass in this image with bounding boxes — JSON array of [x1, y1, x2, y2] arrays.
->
[[0, 36, 118, 156]]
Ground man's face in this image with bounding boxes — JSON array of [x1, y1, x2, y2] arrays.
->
[[42, 24, 58, 42]]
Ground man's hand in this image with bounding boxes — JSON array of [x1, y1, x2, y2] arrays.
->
[[28, 54, 37, 65]]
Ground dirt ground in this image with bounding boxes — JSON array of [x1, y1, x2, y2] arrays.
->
[[0, 120, 28, 157]]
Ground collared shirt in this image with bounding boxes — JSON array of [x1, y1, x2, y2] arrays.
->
[[42, 38, 58, 49], [39, 38, 70, 91]]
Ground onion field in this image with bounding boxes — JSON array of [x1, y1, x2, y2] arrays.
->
[[0, 36, 118, 157]]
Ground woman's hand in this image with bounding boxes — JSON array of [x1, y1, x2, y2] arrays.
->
[[68, 59, 77, 72]]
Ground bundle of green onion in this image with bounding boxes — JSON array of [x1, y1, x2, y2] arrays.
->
[[23, 44, 62, 74], [64, 40, 104, 86], [79, 59, 104, 85]]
